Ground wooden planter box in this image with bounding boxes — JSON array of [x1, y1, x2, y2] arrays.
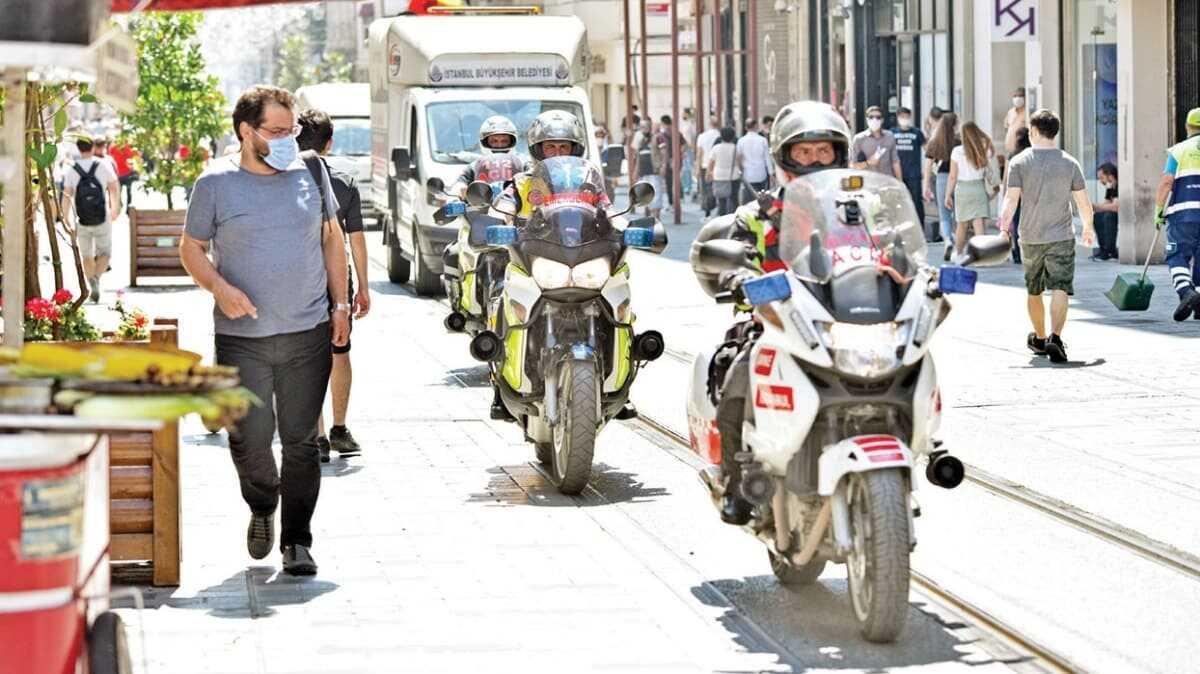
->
[[128, 208, 192, 287], [104, 319, 183, 586]]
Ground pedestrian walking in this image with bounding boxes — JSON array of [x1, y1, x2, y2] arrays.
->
[[180, 85, 350, 576], [1004, 87, 1028, 155], [736, 118, 771, 202], [633, 118, 655, 196], [1154, 106, 1200, 321], [652, 115, 686, 214], [680, 108, 697, 198], [924, 111, 960, 261], [997, 109, 1094, 364], [923, 106, 944, 140], [298, 109, 370, 464], [108, 139, 139, 212], [891, 106, 927, 232], [707, 127, 740, 216], [851, 105, 902, 179], [1007, 127, 1032, 263], [596, 126, 617, 199], [695, 115, 721, 217], [760, 115, 774, 139], [62, 134, 121, 303], [945, 121, 999, 262], [1090, 162, 1120, 261]]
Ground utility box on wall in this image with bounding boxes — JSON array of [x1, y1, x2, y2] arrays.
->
[[0, 0, 109, 46]]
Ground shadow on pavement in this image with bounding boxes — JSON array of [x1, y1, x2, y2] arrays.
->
[[693, 575, 1032, 672], [1020, 357, 1108, 369], [442, 365, 491, 388], [321, 460, 364, 478], [468, 462, 669, 507], [116, 567, 340, 619], [368, 280, 422, 297]]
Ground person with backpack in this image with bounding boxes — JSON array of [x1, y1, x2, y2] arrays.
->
[[62, 135, 121, 302]]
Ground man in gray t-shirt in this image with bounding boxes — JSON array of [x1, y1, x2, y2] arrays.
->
[[181, 85, 349, 576], [998, 109, 1094, 364]]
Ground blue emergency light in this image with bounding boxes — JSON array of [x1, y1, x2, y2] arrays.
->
[[485, 225, 518, 246], [622, 227, 655, 249], [742, 272, 793, 306], [938, 266, 978, 295]]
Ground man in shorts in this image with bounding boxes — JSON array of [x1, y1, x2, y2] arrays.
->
[[998, 109, 1095, 363], [62, 135, 121, 302]]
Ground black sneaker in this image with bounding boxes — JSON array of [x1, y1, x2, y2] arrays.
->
[[943, 244, 953, 262], [246, 512, 274, 560], [720, 493, 753, 525], [329, 426, 361, 457], [1027, 333, 1047, 356], [282, 544, 317, 576], [317, 436, 331, 463], [1045, 334, 1068, 364], [1173, 288, 1200, 322]]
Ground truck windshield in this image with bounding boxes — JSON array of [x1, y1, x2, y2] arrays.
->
[[426, 100, 587, 164], [330, 118, 371, 157]]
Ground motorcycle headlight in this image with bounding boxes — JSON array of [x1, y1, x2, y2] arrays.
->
[[571, 257, 611, 289], [531, 257, 572, 289], [816, 321, 910, 379]]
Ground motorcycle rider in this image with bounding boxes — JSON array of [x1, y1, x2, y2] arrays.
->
[[449, 115, 525, 199], [495, 109, 610, 222], [704, 101, 852, 524]]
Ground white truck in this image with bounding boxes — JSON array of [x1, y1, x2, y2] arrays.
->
[[367, 9, 598, 294], [295, 83, 378, 223]]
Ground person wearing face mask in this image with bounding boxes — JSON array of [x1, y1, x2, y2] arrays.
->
[[694, 101, 851, 525], [851, 105, 902, 179], [1005, 87, 1028, 155], [1090, 163, 1120, 261], [180, 85, 350, 577], [891, 106, 927, 232]]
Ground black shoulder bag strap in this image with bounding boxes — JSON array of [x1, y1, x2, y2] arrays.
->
[[301, 150, 331, 226]]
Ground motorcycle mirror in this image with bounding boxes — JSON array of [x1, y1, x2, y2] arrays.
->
[[630, 180, 656, 207], [690, 239, 757, 275], [485, 224, 518, 247], [808, 231, 833, 281], [426, 177, 446, 194], [961, 234, 1011, 268], [465, 181, 494, 209]]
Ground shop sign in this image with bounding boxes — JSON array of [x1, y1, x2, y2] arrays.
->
[[647, 2, 670, 16], [992, 0, 1037, 42]]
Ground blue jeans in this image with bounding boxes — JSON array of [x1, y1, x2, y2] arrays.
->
[[1165, 219, 1200, 297], [935, 173, 955, 245]]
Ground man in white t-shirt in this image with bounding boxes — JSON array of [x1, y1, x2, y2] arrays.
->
[[736, 118, 772, 203], [695, 115, 721, 216], [63, 135, 121, 302]]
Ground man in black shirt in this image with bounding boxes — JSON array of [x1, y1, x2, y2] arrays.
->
[[1091, 162, 1119, 261], [298, 109, 371, 462], [891, 106, 927, 230]]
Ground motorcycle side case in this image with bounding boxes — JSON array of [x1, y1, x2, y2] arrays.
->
[[685, 347, 721, 464]]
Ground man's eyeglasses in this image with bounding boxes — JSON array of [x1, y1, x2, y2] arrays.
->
[[256, 124, 301, 140]]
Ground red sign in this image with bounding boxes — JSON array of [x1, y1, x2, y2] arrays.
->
[[754, 384, 794, 411], [646, 2, 670, 15], [111, 0, 312, 10], [753, 348, 776, 376]]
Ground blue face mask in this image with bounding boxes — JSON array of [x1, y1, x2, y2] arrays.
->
[[254, 129, 298, 171]]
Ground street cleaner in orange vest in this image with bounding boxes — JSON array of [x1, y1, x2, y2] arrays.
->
[[700, 101, 853, 524]]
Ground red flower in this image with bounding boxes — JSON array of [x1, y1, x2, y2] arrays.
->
[[25, 298, 60, 322], [132, 313, 148, 329], [52, 288, 73, 305]]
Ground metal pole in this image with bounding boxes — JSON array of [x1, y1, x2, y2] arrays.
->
[[731, 0, 742, 129], [2, 69, 26, 348], [639, 0, 649, 119], [713, 0, 723, 124], [623, 0, 635, 184], [670, 0, 681, 224], [748, 0, 758, 122], [694, 0, 704, 135]]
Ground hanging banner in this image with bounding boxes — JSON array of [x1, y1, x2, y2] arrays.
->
[[94, 28, 140, 114]]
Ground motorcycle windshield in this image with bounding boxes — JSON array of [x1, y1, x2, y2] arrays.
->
[[522, 157, 613, 248], [777, 170, 926, 323]]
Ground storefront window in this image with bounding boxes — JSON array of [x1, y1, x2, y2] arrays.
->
[[1071, 0, 1118, 179]]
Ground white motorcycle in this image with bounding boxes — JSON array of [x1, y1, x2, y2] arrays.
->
[[686, 170, 1010, 642]]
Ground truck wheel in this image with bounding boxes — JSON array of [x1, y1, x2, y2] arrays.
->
[[387, 242, 410, 284], [88, 611, 132, 674], [412, 230, 442, 296]]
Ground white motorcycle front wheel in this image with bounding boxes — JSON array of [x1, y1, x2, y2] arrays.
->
[[845, 469, 910, 643], [550, 359, 598, 495]]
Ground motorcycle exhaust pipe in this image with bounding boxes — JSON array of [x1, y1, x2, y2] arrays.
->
[[926, 451, 965, 489], [631, 330, 665, 362], [739, 465, 775, 506], [469, 331, 504, 362], [444, 312, 468, 333]]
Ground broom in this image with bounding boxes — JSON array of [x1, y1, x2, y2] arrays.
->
[[1104, 224, 1162, 311]]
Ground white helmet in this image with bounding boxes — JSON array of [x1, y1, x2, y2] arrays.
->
[[478, 115, 518, 154]]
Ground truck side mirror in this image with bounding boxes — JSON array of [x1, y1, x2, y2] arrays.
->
[[426, 177, 445, 194], [391, 147, 412, 181], [465, 181, 494, 209], [603, 144, 625, 178]]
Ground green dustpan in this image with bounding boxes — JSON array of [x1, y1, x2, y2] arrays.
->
[[1105, 226, 1161, 311]]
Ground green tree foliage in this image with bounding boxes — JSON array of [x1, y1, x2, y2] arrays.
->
[[274, 33, 353, 92], [122, 12, 227, 210]]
